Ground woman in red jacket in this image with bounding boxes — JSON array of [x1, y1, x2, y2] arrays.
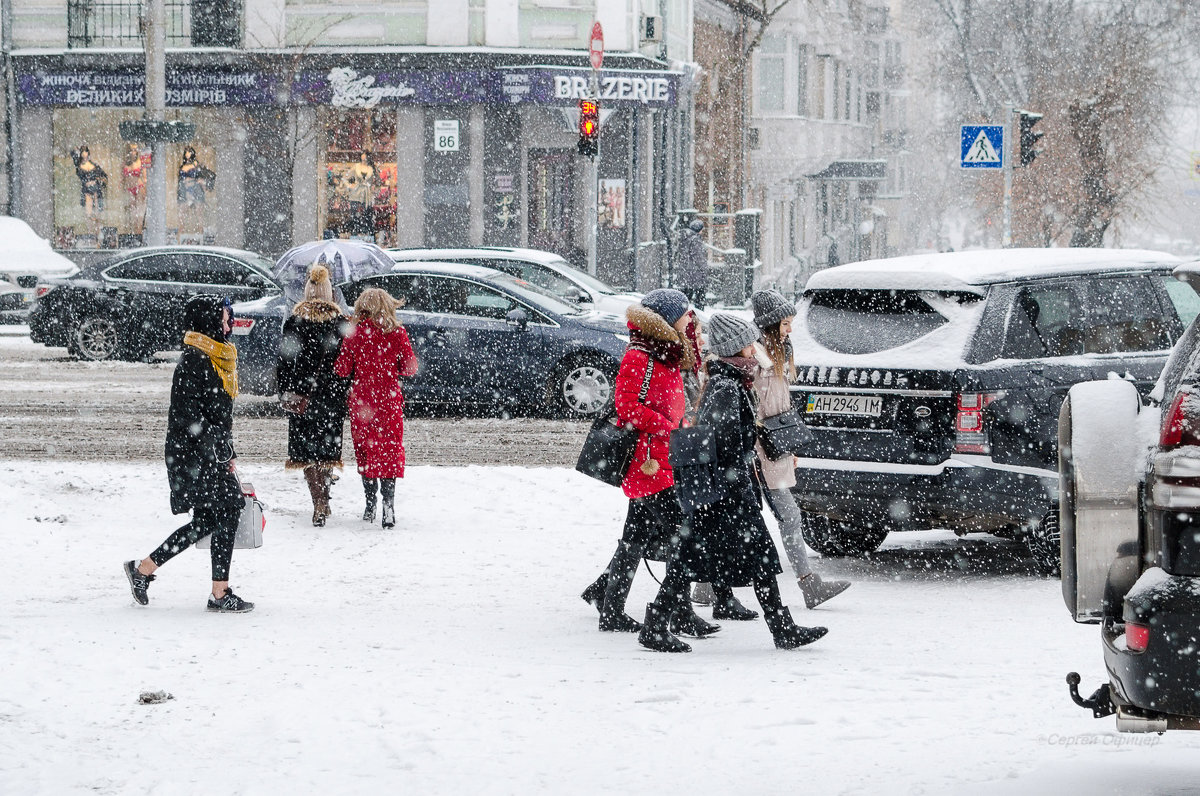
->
[[333, 288, 418, 528], [580, 289, 716, 638]]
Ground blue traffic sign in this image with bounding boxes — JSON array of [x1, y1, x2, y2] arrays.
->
[[960, 125, 1004, 169]]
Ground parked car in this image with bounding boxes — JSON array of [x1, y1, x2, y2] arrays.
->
[[0, 217, 78, 323], [1061, 260, 1200, 733], [386, 247, 642, 316], [28, 245, 280, 360], [788, 248, 1194, 573], [232, 261, 629, 417]]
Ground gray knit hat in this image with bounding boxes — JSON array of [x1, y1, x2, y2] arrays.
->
[[751, 289, 797, 330], [707, 312, 761, 357], [640, 288, 690, 325]]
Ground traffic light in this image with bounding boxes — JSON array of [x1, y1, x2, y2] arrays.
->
[[1018, 110, 1044, 167], [577, 99, 599, 158]]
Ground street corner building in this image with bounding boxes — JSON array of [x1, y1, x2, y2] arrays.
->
[[4, 0, 695, 290]]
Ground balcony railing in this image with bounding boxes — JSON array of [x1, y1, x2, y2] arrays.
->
[[67, 0, 242, 48]]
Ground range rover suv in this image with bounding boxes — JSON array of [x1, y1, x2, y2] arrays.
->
[[789, 248, 1197, 573], [1061, 260, 1200, 732]]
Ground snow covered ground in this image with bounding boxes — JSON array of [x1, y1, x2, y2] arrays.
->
[[3, 460, 1200, 795]]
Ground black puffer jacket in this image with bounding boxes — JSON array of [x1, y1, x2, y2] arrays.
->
[[165, 295, 241, 515]]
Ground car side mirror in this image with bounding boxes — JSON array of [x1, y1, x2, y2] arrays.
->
[[564, 286, 591, 304], [506, 308, 529, 330], [245, 274, 273, 290]]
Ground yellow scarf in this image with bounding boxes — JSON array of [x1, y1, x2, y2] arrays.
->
[[184, 331, 239, 398]]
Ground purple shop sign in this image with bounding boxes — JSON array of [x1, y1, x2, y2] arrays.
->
[[295, 68, 489, 107], [16, 69, 281, 107], [492, 68, 678, 107]]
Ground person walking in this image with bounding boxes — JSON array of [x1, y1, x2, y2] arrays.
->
[[579, 289, 716, 637], [675, 219, 709, 309], [638, 312, 827, 652], [123, 295, 253, 613], [277, 264, 351, 527], [750, 289, 851, 608], [333, 287, 418, 529]]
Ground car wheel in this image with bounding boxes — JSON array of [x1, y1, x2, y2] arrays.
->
[[73, 314, 122, 361], [553, 357, 615, 419], [799, 511, 889, 557], [1025, 508, 1062, 577]]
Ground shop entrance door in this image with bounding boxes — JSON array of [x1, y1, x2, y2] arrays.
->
[[528, 149, 576, 258]]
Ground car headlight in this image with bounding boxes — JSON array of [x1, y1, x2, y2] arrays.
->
[[614, 333, 630, 343]]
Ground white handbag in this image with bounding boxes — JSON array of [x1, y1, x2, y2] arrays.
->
[[195, 481, 265, 550]]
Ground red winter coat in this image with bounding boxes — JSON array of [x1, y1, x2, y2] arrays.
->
[[333, 318, 419, 478], [615, 305, 693, 499]]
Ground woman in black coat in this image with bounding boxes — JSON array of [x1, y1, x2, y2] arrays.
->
[[123, 294, 253, 613], [638, 313, 826, 652], [276, 264, 350, 526]]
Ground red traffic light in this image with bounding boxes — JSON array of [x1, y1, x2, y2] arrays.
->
[[578, 99, 599, 157]]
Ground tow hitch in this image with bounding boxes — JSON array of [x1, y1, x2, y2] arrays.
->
[[1066, 672, 1116, 718]]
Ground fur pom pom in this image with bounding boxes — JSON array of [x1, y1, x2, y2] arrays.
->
[[641, 458, 660, 476], [308, 264, 330, 284]]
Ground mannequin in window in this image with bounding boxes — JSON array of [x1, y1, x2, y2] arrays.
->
[[122, 142, 151, 238], [177, 146, 216, 236], [342, 151, 374, 238], [71, 145, 108, 225]]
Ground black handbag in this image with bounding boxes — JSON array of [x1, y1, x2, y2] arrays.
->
[[759, 408, 815, 460], [668, 425, 725, 514], [575, 354, 655, 487]]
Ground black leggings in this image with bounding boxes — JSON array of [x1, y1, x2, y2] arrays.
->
[[149, 502, 240, 581], [654, 565, 783, 615]]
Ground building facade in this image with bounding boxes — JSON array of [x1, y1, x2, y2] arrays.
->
[[3, 0, 695, 289], [744, 0, 912, 291]]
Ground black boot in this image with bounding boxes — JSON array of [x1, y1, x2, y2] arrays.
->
[[712, 584, 759, 621], [580, 573, 608, 615], [362, 477, 378, 522], [669, 602, 721, 638], [380, 478, 396, 529], [764, 606, 827, 649], [638, 601, 691, 653], [598, 541, 643, 632]]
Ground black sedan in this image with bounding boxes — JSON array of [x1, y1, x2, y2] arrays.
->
[[29, 245, 280, 361], [231, 262, 630, 418]]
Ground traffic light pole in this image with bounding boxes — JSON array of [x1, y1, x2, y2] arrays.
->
[[144, 0, 167, 247], [1002, 104, 1013, 248], [586, 71, 599, 277]]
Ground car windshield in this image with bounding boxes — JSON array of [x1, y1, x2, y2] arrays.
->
[[247, 255, 278, 280], [805, 289, 980, 354], [545, 259, 616, 294], [485, 271, 583, 316]]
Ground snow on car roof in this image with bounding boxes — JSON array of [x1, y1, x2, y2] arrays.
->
[[0, 216, 78, 275], [805, 248, 1180, 294]]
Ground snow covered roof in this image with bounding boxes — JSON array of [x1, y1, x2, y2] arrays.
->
[[805, 248, 1181, 295]]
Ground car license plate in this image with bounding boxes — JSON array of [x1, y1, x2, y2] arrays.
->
[[806, 393, 883, 417]]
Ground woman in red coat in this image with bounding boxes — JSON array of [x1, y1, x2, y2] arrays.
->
[[333, 287, 418, 528], [579, 289, 716, 638]]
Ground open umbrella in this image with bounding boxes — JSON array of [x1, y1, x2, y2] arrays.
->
[[273, 240, 395, 303]]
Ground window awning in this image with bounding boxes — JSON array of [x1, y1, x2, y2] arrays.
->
[[807, 160, 887, 181]]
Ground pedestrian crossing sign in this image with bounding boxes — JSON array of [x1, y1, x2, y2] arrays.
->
[[961, 125, 1004, 169]]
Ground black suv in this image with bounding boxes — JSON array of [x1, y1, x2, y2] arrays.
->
[[789, 248, 1196, 573], [1060, 261, 1200, 732], [29, 246, 279, 360]]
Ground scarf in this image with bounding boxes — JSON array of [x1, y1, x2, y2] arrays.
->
[[184, 331, 238, 398], [629, 327, 685, 369], [720, 355, 759, 390]]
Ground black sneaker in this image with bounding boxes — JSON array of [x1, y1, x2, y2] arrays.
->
[[124, 560, 154, 606], [207, 588, 255, 613]]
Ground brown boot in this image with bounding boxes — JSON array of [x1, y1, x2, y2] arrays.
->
[[303, 466, 328, 526]]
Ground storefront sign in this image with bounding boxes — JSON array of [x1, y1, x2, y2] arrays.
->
[[16, 70, 279, 107], [18, 66, 678, 108]]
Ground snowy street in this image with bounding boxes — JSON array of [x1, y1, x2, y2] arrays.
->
[[3, 460, 1198, 795]]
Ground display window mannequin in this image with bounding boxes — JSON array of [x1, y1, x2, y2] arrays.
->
[[343, 151, 375, 237], [177, 145, 216, 236], [122, 142, 151, 238], [71, 145, 108, 224]]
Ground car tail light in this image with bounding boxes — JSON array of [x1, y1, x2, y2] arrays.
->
[[35, 286, 53, 298], [1160, 390, 1200, 449], [1125, 623, 1150, 653], [230, 317, 255, 336], [954, 392, 1002, 454]]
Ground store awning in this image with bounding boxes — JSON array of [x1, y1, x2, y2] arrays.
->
[[806, 160, 887, 181]]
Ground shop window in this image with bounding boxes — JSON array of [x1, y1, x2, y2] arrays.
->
[[67, 0, 240, 48], [321, 109, 398, 247], [51, 108, 224, 250]]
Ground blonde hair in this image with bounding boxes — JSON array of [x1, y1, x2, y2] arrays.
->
[[352, 287, 402, 333], [760, 321, 794, 380]]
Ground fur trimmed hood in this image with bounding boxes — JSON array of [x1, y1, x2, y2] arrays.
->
[[292, 299, 344, 323], [752, 340, 773, 369], [626, 304, 680, 343]]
